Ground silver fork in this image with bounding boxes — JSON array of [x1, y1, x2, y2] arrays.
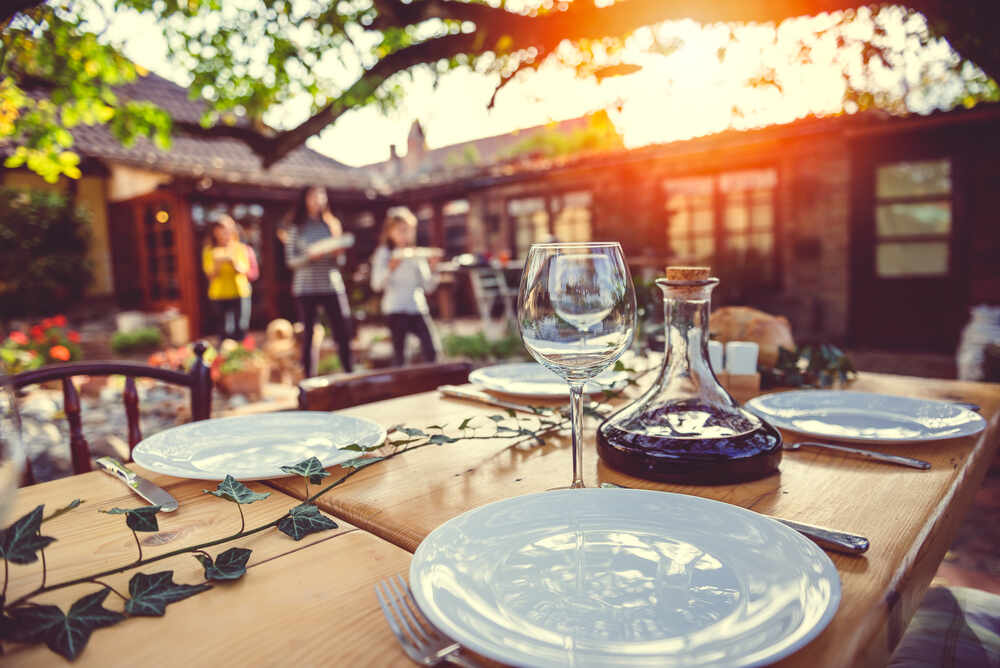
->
[[375, 575, 482, 668]]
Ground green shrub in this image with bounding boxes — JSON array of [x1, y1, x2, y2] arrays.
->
[[0, 187, 93, 317], [442, 331, 525, 361], [111, 327, 163, 353], [317, 354, 342, 375]]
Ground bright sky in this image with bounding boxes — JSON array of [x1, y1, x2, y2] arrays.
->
[[99, 5, 965, 167]]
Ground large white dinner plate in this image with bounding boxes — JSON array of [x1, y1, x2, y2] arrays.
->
[[746, 390, 986, 444], [132, 412, 386, 480], [469, 362, 628, 398], [410, 489, 840, 668]]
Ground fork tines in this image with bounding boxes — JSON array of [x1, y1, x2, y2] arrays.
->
[[376, 575, 460, 665]]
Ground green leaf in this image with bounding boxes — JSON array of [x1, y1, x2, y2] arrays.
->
[[277, 504, 338, 541], [0, 505, 57, 564], [341, 456, 385, 470], [6, 589, 125, 660], [488, 415, 505, 423], [398, 427, 426, 437], [194, 547, 252, 581], [458, 417, 475, 430], [43, 499, 83, 523], [505, 409, 517, 419], [100, 506, 161, 533], [427, 434, 457, 445], [279, 457, 331, 485], [203, 475, 271, 504], [425, 424, 445, 430], [124, 571, 211, 617]]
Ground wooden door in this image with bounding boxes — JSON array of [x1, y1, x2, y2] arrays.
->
[[129, 191, 200, 337], [850, 144, 969, 352]]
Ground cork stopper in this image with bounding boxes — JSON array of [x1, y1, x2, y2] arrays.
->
[[665, 266, 711, 281]]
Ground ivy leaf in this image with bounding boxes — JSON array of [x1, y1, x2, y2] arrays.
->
[[0, 505, 57, 564], [124, 571, 211, 617], [203, 475, 271, 504], [505, 409, 517, 419], [100, 506, 161, 533], [428, 434, 458, 445], [613, 360, 636, 373], [6, 589, 125, 660], [458, 417, 475, 430], [279, 457, 331, 485], [341, 456, 385, 470], [398, 427, 426, 438], [277, 504, 338, 541], [488, 415, 505, 423], [194, 547, 252, 581], [425, 424, 445, 431], [43, 499, 84, 523]]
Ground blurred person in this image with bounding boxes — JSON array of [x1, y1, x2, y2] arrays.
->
[[220, 215, 258, 337], [370, 207, 440, 367], [202, 220, 251, 341], [284, 186, 354, 376]]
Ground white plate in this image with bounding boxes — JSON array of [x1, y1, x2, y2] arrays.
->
[[745, 390, 986, 444], [469, 362, 628, 398], [410, 489, 840, 668], [132, 412, 386, 480]]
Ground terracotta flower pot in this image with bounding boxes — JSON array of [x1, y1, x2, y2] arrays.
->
[[219, 363, 266, 400]]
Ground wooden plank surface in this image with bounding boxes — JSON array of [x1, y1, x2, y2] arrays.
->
[[3, 468, 413, 666], [268, 372, 1000, 668]]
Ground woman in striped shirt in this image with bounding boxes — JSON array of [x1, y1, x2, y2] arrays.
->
[[284, 186, 354, 376]]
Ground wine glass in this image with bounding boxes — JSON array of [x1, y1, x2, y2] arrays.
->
[[518, 242, 636, 488], [0, 373, 24, 526]]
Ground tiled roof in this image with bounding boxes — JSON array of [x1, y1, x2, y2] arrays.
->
[[67, 72, 369, 190]]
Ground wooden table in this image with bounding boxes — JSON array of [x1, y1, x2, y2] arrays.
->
[[4, 468, 414, 666], [265, 372, 1000, 668]]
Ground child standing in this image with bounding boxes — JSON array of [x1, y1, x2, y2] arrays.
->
[[370, 208, 440, 367]]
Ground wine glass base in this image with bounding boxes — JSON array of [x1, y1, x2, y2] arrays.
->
[[547, 482, 586, 490]]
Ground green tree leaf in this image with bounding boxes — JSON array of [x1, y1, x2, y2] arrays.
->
[[6, 589, 125, 660], [203, 475, 270, 504], [194, 547, 252, 581], [124, 571, 211, 617], [277, 504, 338, 541], [279, 457, 331, 485], [398, 427, 426, 438], [0, 505, 57, 564], [427, 434, 457, 445], [100, 506, 161, 532], [43, 499, 84, 523], [458, 417, 475, 430]]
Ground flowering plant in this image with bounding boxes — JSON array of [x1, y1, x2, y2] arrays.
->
[[1, 315, 82, 373], [214, 335, 264, 378]]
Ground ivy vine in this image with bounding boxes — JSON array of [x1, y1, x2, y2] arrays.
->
[[0, 361, 644, 661]]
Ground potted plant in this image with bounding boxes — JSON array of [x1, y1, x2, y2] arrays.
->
[[213, 336, 267, 400], [1, 315, 82, 380]]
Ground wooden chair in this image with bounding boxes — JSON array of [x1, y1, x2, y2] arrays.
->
[[298, 361, 472, 412], [13, 342, 213, 484]]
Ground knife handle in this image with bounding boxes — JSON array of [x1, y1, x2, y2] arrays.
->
[[776, 518, 870, 555], [96, 456, 136, 483]]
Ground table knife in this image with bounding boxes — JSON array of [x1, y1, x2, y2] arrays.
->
[[439, 385, 556, 416], [599, 482, 870, 555], [97, 456, 179, 512], [788, 441, 931, 470]]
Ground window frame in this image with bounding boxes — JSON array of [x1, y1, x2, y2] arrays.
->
[[872, 158, 953, 279]]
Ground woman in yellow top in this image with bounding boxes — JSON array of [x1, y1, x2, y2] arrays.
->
[[202, 220, 251, 340]]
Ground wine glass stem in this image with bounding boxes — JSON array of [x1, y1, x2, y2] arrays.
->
[[568, 382, 586, 489]]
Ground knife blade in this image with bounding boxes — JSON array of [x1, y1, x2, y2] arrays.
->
[[439, 385, 557, 416], [97, 456, 179, 512]]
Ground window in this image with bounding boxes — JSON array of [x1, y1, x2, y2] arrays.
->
[[510, 197, 549, 258], [664, 169, 777, 279], [553, 191, 593, 243], [143, 203, 180, 300], [443, 199, 469, 257], [874, 159, 951, 277]]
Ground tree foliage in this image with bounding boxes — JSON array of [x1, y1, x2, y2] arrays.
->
[[1, 1, 998, 182]]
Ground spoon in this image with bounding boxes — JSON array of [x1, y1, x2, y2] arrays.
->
[[785, 441, 931, 470]]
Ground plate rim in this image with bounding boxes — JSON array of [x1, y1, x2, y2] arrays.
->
[[131, 410, 387, 480], [410, 488, 842, 668], [469, 361, 628, 397], [745, 389, 986, 445]]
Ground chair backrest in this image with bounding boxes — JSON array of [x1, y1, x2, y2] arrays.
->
[[13, 342, 213, 484], [298, 361, 472, 412], [468, 268, 514, 325]]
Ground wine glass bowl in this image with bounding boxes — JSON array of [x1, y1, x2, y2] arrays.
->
[[518, 242, 636, 488], [0, 374, 25, 526]]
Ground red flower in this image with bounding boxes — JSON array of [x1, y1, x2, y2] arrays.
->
[[30, 325, 45, 342], [242, 334, 256, 351], [49, 345, 71, 362], [52, 315, 67, 327], [8, 331, 28, 345], [67, 330, 81, 343], [40, 317, 54, 329]]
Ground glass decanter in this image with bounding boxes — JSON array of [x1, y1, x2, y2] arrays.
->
[[596, 266, 782, 484]]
